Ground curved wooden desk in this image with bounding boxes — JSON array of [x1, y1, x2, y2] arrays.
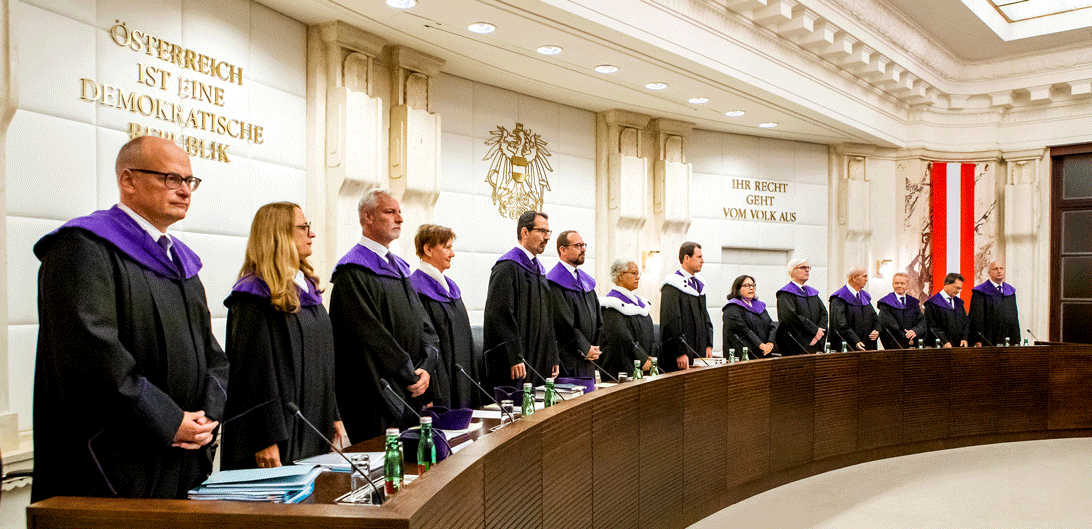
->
[[28, 345, 1092, 528]]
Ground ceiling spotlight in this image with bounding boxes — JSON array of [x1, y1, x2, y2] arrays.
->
[[386, 0, 416, 8], [594, 65, 619, 74], [468, 22, 496, 34], [537, 45, 563, 55], [645, 82, 668, 90], [759, 122, 778, 128], [688, 97, 709, 104], [725, 110, 746, 117]]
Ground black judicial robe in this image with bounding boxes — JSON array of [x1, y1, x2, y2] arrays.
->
[[483, 247, 559, 391], [659, 271, 714, 372], [221, 275, 339, 470], [722, 297, 776, 359], [32, 206, 228, 501], [330, 244, 439, 442], [877, 292, 926, 349], [775, 282, 829, 355], [924, 293, 968, 347], [546, 263, 602, 379], [409, 269, 480, 409], [828, 285, 880, 351], [968, 282, 1021, 346], [598, 288, 656, 378]]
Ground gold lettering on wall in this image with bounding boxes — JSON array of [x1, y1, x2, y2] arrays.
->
[[722, 178, 799, 223], [111, 21, 244, 86]]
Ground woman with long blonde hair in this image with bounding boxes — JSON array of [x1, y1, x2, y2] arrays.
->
[[221, 202, 347, 469]]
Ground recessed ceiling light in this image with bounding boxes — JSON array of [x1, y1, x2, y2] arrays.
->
[[759, 122, 778, 128], [725, 110, 746, 117], [645, 82, 668, 90], [537, 45, 563, 55], [468, 22, 496, 34], [688, 97, 709, 104], [386, 0, 416, 8], [594, 65, 619, 74]]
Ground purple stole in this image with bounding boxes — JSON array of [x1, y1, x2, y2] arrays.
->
[[409, 269, 463, 303], [333, 243, 410, 279], [231, 274, 322, 306], [878, 292, 917, 309], [831, 285, 871, 306], [972, 281, 1016, 297], [778, 282, 819, 298], [926, 292, 963, 311], [496, 247, 545, 275], [606, 289, 645, 308], [546, 263, 596, 293], [726, 297, 767, 314]]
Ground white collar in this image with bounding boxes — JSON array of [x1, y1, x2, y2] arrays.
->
[[600, 287, 650, 317], [941, 291, 953, 302], [611, 285, 640, 299], [677, 268, 694, 278], [359, 235, 391, 258], [293, 269, 309, 292], [516, 244, 537, 261], [417, 261, 448, 293], [118, 203, 171, 250], [991, 280, 1004, 289], [845, 284, 859, 296], [560, 260, 579, 276], [792, 280, 808, 290]]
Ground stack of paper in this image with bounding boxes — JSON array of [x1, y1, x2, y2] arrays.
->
[[295, 452, 384, 473], [188, 464, 323, 503]]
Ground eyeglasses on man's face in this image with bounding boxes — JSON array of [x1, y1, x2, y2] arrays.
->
[[741, 283, 756, 288], [530, 227, 552, 237], [130, 168, 202, 191], [563, 243, 588, 250], [795, 265, 812, 271]]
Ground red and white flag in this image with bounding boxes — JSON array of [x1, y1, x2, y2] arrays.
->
[[930, 162, 975, 294]]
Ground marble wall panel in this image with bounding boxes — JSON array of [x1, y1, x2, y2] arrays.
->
[[19, 2, 97, 125], [7, 217, 63, 325], [8, 325, 37, 430], [23, 0, 95, 25], [248, 2, 306, 98], [432, 75, 474, 137], [7, 111, 98, 220], [181, 230, 249, 320]]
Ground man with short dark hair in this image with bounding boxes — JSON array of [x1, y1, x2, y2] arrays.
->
[[33, 136, 228, 501], [660, 242, 713, 371], [484, 210, 559, 390], [330, 188, 439, 441], [546, 230, 601, 379], [924, 272, 969, 348], [968, 261, 1021, 347]]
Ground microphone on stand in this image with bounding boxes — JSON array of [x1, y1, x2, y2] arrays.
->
[[454, 363, 516, 424], [976, 331, 996, 347], [786, 331, 813, 355], [663, 334, 712, 366], [831, 328, 856, 352], [378, 379, 452, 454], [1026, 329, 1042, 343], [563, 335, 614, 382], [287, 402, 383, 505], [517, 356, 566, 401], [883, 328, 906, 350]]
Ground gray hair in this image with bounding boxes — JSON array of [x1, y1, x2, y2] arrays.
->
[[846, 267, 866, 279], [609, 258, 636, 284], [787, 258, 809, 276], [892, 271, 909, 280], [358, 188, 393, 219]]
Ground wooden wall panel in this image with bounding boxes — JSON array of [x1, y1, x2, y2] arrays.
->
[[769, 357, 815, 472], [998, 348, 1049, 432], [813, 354, 858, 460], [1049, 349, 1092, 430], [414, 462, 484, 529], [638, 376, 685, 529], [483, 429, 542, 529], [541, 404, 593, 529], [858, 351, 904, 449], [950, 348, 999, 437], [591, 389, 640, 529], [726, 361, 770, 488], [682, 367, 729, 526], [902, 349, 950, 443]]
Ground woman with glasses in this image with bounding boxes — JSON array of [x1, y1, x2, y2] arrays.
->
[[221, 202, 346, 469], [722, 275, 776, 359]]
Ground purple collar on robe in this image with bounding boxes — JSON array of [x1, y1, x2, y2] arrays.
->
[[496, 246, 545, 275], [546, 263, 596, 293], [972, 281, 1016, 297], [35, 205, 201, 279], [831, 284, 871, 306], [726, 297, 767, 314], [409, 269, 462, 303], [333, 243, 410, 280], [675, 270, 704, 293], [878, 292, 917, 309], [231, 274, 322, 306], [606, 288, 645, 308], [926, 292, 963, 311], [778, 282, 819, 298]]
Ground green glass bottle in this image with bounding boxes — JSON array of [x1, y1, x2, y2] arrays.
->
[[841, 341, 847, 353], [521, 382, 535, 416], [543, 378, 558, 407], [383, 428, 403, 496], [416, 416, 435, 475], [632, 360, 643, 380], [917, 338, 924, 349], [1004, 337, 1011, 347], [1023, 338, 1029, 347], [741, 346, 749, 361], [728, 348, 736, 364], [823, 341, 830, 354], [649, 357, 660, 376], [935, 338, 941, 348]]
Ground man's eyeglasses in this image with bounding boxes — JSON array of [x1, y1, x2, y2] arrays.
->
[[563, 243, 588, 250], [530, 227, 552, 237], [130, 169, 202, 191], [795, 265, 812, 271]]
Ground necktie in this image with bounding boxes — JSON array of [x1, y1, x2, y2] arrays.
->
[[387, 252, 403, 278], [688, 277, 698, 291], [855, 291, 861, 303], [800, 284, 806, 294], [998, 284, 1003, 294], [158, 235, 184, 276], [949, 297, 954, 309], [575, 269, 581, 288], [531, 256, 541, 273], [899, 296, 905, 306]]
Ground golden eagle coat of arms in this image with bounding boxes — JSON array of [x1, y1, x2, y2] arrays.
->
[[484, 123, 553, 219]]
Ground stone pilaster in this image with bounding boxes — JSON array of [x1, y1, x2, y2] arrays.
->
[[1002, 147, 1048, 342], [835, 144, 875, 286]]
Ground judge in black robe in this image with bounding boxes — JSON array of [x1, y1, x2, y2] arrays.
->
[[924, 283, 969, 348], [222, 275, 341, 469], [722, 275, 776, 360], [598, 259, 655, 379], [968, 262, 1020, 346], [775, 259, 828, 355], [33, 141, 228, 502], [877, 274, 926, 350], [547, 231, 602, 379], [828, 271, 880, 351], [659, 242, 713, 372], [483, 211, 559, 391], [330, 190, 439, 441]]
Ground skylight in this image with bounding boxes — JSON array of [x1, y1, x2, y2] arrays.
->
[[963, 0, 1092, 39]]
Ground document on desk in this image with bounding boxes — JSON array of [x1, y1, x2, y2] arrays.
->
[[472, 409, 503, 420], [295, 452, 384, 473]]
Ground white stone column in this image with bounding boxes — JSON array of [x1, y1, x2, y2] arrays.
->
[[649, 118, 694, 319], [1002, 148, 1047, 343], [834, 144, 875, 290], [596, 110, 651, 290], [387, 46, 444, 254]]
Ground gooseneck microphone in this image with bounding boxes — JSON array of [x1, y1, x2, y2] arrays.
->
[[454, 363, 516, 424], [786, 331, 813, 355], [517, 356, 566, 401], [883, 328, 905, 350], [378, 379, 452, 455], [831, 328, 855, 351], [287, 402, 383, 505], [1026, 329, 1042, 343], [664, 334, 712, 366], [976, 331, 996, 347]]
